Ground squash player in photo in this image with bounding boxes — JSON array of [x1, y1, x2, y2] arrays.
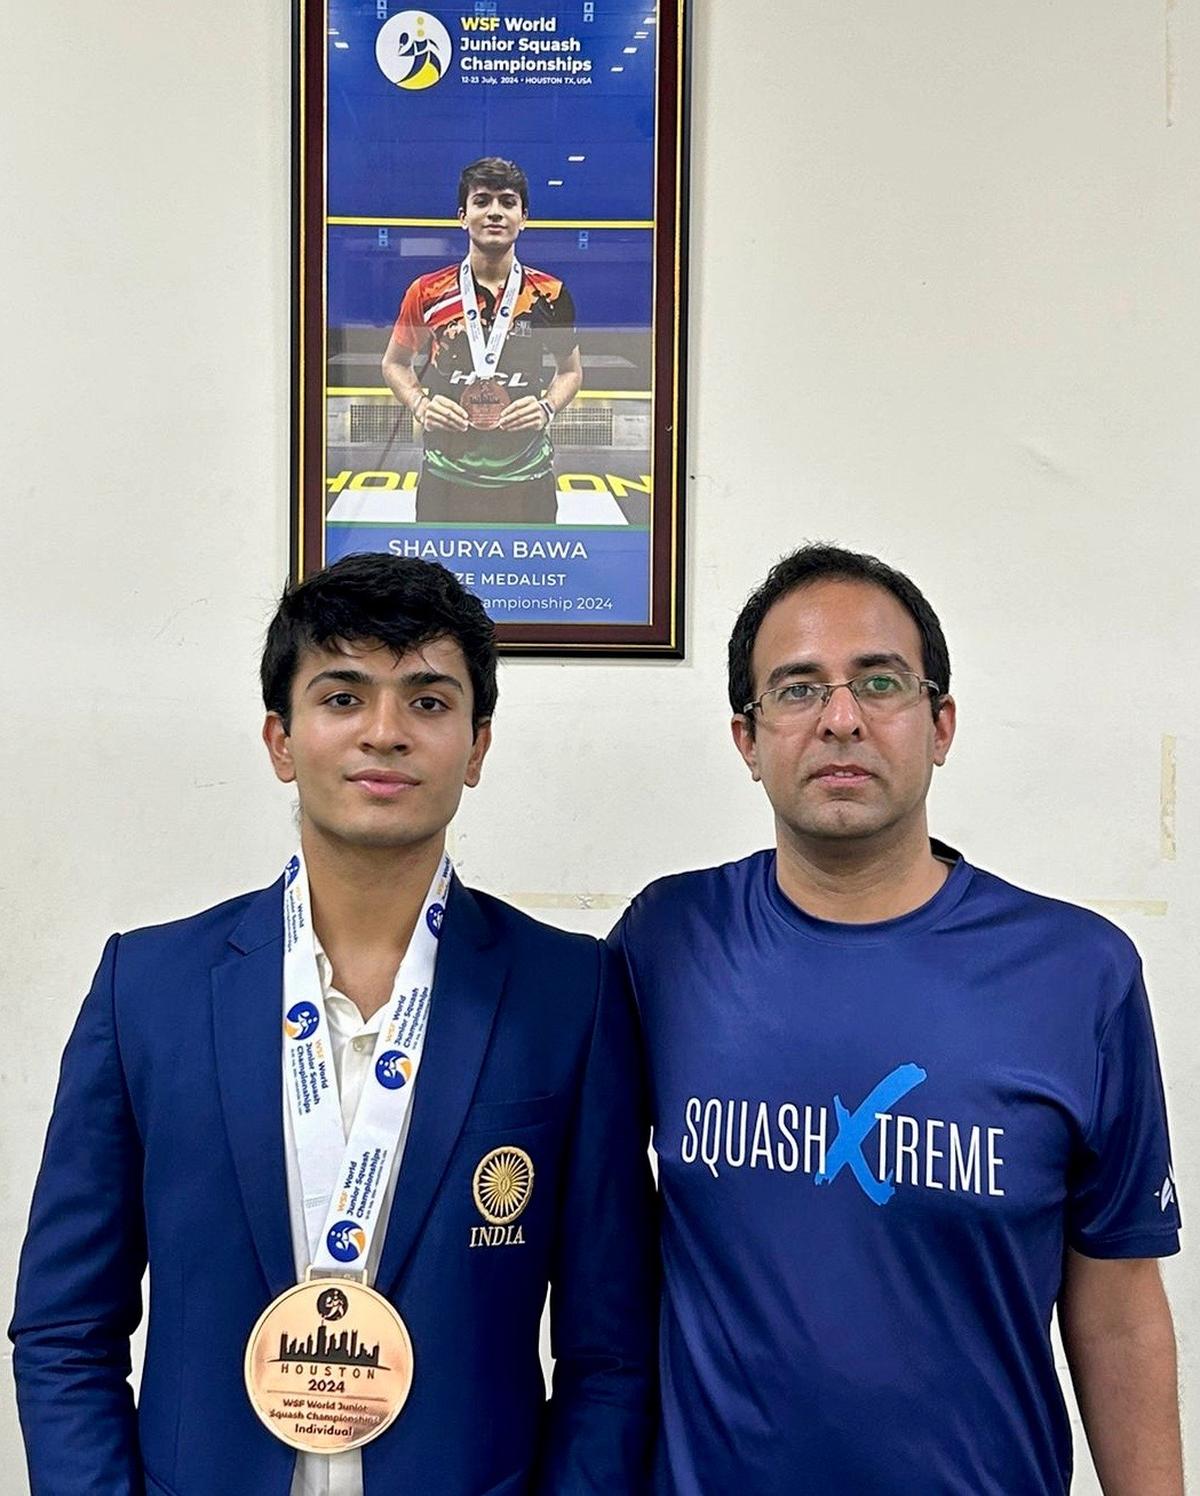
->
[[383, 157, 582, 525]]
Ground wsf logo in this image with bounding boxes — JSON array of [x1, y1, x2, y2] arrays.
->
[[375, 1050, 413, 1091], [284, 1001, 320, 1041], [327, 1220, 367, 1263], [426, 902, 445, 937], [284, 855, 301, 887], [376, 10, 453, 90]]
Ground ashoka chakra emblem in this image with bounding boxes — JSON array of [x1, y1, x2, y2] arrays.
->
[[472, 1146, 535, 1225]]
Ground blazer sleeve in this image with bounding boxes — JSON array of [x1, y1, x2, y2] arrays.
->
[[9, 933, 148, 1496], [535, 940, 659, 1495]]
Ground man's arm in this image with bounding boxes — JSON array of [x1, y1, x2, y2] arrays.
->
[[543, 344, 583, 414], [535, 941, 658, 1494], [1059, 1251, 1183, 1496], [9, 934, 147, 1495], [381, 331, 469, 432]]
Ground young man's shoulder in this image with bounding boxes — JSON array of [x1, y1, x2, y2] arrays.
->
[[400, 263, 462, 319], [114, 880, 600, 968], [115, 882, 277, 966], [453, 885, 611, 1043], [465, 882, 599, 964], [523, 265, 567, 297]]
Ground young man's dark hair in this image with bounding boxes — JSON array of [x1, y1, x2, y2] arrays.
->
[[261, 552, 498, 732], [727, 542, 951, 725], [456, 155, 530, 214]]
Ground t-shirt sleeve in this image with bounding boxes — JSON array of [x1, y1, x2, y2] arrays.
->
[[390, 277, 429, 356], [548, 281, 578, 361], [1067, 967, 1181, 1258]]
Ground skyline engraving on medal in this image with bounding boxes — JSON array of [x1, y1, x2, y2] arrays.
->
[[273, 1321, 388, 1370]]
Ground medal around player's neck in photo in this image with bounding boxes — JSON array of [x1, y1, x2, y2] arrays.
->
[[459, 255, 522, 428], [244, 850, 451, 1452]]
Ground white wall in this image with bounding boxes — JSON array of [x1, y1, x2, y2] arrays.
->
[[2, 2, 1198, 1489]]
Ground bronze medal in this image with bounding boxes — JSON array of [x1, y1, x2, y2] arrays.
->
[[244, 1278, 414, 1453], [460, 377, 510, 430]]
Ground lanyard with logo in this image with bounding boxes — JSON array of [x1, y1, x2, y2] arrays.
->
[[243, 848, 451, 1455], [281, 846, 448, 1272], [459, 254, 522, 380], [456, 256, 523, 429]]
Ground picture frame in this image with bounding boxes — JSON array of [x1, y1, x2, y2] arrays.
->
[[293, 0, 689, 655]]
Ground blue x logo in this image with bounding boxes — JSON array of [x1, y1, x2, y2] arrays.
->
[[814, 1063, 928, 1206]]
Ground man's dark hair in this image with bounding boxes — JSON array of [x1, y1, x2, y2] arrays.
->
[[261, 553, 498, 733], [727, 544, 950, 726], [457, 156, 530, 215]]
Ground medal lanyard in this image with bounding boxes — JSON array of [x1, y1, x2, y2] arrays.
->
[[459, 255, 522, 381], [280, 850, 451, 1277]]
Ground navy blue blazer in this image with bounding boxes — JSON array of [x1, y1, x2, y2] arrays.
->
[[10, 875, 657, 1496]]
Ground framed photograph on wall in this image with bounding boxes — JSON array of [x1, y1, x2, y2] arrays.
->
[[294, 0, 690, 655]]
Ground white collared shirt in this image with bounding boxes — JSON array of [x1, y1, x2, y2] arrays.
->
[[286, 943, 417, 1496]]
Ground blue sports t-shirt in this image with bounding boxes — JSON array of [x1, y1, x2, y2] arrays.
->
[[612, 845, 1180, 1496]]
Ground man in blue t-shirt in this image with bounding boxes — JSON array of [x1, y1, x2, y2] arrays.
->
[[612, 544, 1183, 1495]]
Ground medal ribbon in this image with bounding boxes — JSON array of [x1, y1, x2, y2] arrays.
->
[[458, 255, 523, 381], [280, 849, 451, 1277]]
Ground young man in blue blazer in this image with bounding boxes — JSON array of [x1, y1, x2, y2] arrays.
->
[[11, 554, 656, 1496]]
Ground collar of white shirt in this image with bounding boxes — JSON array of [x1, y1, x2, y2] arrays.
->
[[312, 938, 387, 1051]]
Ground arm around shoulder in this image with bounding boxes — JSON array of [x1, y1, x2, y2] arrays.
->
[[9, 933, 148, 1495], [535, 939, 659, 1495]]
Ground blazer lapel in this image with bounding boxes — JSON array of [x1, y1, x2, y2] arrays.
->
[[211, 879, 296, 1300], [374, 877, 505, 1297]]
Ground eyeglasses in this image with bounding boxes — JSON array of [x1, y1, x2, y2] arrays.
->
[[742, 671, 941, 723]]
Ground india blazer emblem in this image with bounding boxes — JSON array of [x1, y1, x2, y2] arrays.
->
[[470, 1146, 535, 1249]]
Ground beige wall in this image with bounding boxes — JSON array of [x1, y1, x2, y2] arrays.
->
[[3, 2, 1199, 1488]]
